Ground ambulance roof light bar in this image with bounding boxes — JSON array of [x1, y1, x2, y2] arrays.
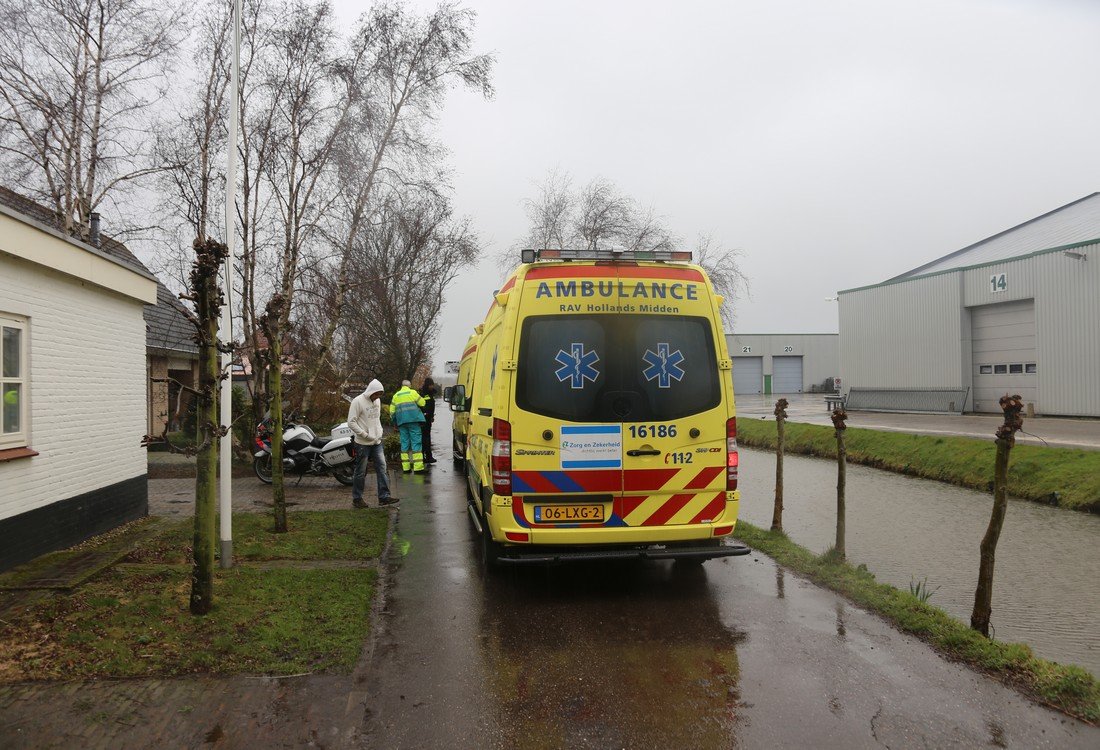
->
[[520, 248, 692, 263]]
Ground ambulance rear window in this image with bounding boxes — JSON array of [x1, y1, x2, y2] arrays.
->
[[516, 315, 721, 422]]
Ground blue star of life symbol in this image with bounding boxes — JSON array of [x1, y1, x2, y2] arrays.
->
[[642, 343, 686, 388], [554, 343, 600, 389]]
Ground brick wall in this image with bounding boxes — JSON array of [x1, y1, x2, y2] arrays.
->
[[149, 355, 169, 436], [0, 253, 147, 522]]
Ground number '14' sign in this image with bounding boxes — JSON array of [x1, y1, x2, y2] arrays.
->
[[990, 273, 1007, 293]]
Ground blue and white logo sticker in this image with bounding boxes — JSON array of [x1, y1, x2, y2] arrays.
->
[[561, 425, 622, 469], [642, 342, 686, 388], [554, 343, 600, 389]]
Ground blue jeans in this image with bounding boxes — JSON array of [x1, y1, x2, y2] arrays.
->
[[353, 442, 391, 502]]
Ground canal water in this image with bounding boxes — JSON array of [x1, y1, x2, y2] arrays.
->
[[737, 446, 1100, 677]]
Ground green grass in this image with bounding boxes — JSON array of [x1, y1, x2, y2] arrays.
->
[[737, 419, 1100, 513], [126, 510, 390, 564], [734, 520, 1100, 723], [0, 566, 375, 680], [0, 509, 390, 681]]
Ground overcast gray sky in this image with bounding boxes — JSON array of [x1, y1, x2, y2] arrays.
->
[[332, 0, 1100, 372]]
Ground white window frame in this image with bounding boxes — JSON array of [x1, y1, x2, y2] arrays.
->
[[0, 313, 29, 449]]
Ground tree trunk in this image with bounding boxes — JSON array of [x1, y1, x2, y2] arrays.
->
[[269, 329, 288, 533], [970, 394, 1024, 636], [835, 428, 846, 560], [771, 409, 785, 531], [971, 437, 1011, 636], [189, 240, 227, 615]]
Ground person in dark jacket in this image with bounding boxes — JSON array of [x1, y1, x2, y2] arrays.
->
[[420, 377, 438, 464]]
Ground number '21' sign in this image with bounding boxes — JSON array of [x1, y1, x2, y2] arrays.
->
[[990, 273, 1007, 293]]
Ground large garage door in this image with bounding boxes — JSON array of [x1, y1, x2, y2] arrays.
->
[[971, 299, 1037, 413], [772, 356, 803, 393], [733, 356, 763, 395]]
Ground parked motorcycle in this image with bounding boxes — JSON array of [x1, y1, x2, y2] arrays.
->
[[253, 416, 356, 485]]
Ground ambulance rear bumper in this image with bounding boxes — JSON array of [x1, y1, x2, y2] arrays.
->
[[496, 539, 751, 565]]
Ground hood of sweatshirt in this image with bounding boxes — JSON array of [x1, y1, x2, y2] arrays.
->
[[363, 379, 384, 399]]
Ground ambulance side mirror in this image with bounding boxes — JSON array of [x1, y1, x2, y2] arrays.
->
[[443, 386, 453, 403], [449, 384, 468, 412]]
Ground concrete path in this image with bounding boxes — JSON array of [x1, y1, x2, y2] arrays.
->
[[736, 393, 1100, 450]]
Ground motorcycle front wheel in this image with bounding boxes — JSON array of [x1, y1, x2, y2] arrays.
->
[[332, 463, 355, 486], [254, 455, 274, 484]]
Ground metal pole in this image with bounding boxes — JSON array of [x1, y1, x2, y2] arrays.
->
[[219, 0, 242, 569]]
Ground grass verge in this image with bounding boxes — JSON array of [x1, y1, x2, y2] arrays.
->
[[0, 566, 374, 680], [737, 419, 1100, 513], [0, 509, 389, 681], [734, 520, 1100, 724]]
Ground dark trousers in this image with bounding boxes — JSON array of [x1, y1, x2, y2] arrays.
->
[[420, 420, 434, 462]]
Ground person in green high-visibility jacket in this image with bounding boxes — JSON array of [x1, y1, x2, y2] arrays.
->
[[389, 379, 427, 473]]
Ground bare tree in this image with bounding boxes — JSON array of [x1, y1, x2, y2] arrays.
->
[[575, 177, 634, 252], [0, 0, 183, 236], [509, 175, 747, 315], [294, 0, 494, 414], [155, 0, 232, 246], [695, 235, 749, 326], [520, 168, 574, 252], [343, 194, 479, 386]]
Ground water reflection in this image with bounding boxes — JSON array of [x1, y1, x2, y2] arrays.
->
[[738, 447, 1100, 676], [477, 561, 745, 749]]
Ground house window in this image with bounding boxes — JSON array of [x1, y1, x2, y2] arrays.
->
[[1, 314, 28, 449], [979, 365, 993, 374], [994, 364, 1007, 374], [1009, 364, 1024, 374], [1025, 363, 1037, 374]]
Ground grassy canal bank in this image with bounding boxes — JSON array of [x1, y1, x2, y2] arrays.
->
[[734, 521, 1100, 723], [737, 418, 1100, 513]]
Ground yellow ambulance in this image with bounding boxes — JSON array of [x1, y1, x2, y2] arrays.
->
[[449, 331, 480, 467], [447, 248, 750, 565]]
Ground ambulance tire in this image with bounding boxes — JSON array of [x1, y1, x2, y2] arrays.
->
[[452, 437, 464, 468]]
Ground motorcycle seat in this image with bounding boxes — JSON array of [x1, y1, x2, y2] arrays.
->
[[311, 436, 331, 448]]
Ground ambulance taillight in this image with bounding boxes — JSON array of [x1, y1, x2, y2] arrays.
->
[[726, 417, 739, 491], [491, 418, 512, 495]]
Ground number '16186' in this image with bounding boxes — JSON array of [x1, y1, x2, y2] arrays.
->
[[629, 424, 677, 438]]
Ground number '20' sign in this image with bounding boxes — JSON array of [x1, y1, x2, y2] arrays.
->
[[990, 273, 1007, 293]]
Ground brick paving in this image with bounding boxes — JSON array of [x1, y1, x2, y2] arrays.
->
[[148, 472, 397, 517]]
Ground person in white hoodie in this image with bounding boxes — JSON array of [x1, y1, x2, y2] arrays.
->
[[347, 379, 398, 508]]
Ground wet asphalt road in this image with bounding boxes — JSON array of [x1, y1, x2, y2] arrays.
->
[[362, 445, 1098, 749]]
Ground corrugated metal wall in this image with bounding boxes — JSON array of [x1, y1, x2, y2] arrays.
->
[[839, 273, 966, 400], [839, 241, 1100, 417], [727, 334, 839, 391], [960, 242, 1100, 416]]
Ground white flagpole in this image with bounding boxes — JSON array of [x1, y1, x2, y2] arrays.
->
[[219, 0, 242, 569]]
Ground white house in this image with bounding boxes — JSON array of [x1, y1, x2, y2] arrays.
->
[[0, 188, 157, 571]]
